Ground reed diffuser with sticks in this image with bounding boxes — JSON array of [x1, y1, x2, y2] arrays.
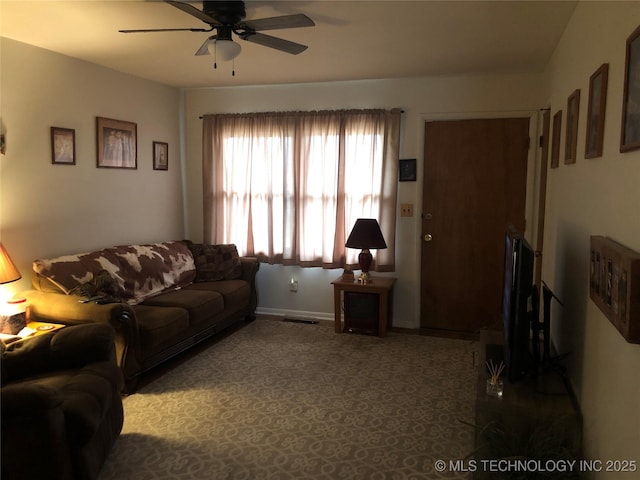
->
[[485, 359, 505, 398]]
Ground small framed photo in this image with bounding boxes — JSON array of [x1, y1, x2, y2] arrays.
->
[[153, 141, 168, 171], [399, 158, 416, 181], [96, 117, 137, 169], [551, 110, 562, 169], [51, 127, 76, 165], [565, 89, 580, 164], [585, 63, 609, 159], [621, 25, 640, 152]]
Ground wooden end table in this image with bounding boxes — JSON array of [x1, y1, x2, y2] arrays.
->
[[331, 275, 397, 337], [0, 321, 65, 344]]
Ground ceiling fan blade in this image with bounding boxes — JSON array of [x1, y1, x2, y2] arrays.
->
[[119, 27, 211, 33], [242, 14, 315, 32], [195, 35, 217, 56], [164, 0, 220, 25], [240, 32, 308, 55]]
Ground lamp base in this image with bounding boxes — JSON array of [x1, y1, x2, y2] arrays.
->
[[0, 312, 26, 335], [357, 249, 374, 284]]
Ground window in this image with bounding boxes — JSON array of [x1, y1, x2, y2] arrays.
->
[[202, 109, 400, 271]]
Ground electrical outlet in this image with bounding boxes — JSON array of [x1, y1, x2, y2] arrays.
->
[[290, 278, 298, 292], [400, 203, 414, 217]]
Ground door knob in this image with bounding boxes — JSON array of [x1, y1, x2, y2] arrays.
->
[[424, 233, 433, 242]]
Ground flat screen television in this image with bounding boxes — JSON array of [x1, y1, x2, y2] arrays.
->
[[501, 225, 535, 383]]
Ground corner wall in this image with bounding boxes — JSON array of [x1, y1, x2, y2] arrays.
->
[[0, 38, 184, 298], [543, 2, 640, 472]]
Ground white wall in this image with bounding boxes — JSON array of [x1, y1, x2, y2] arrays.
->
[[542, 2, 640, 473], [184, 74, 546, 326], [0, 38, 184, 299]]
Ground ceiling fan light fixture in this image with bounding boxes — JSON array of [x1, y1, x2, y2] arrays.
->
[[209, 39, 242, 61]]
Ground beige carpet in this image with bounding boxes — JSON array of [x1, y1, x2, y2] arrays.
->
[[99, 317, 477, 479]]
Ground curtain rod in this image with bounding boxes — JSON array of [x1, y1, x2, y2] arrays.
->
[[198, 109, 405, 119]]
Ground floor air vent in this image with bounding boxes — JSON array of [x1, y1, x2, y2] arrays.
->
[[283, 318, 319, 325]]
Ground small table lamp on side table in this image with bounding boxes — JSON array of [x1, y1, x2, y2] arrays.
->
[[0, 244, 64, 344], [345, 218, 387, 284], [0, 243, 27, 335]]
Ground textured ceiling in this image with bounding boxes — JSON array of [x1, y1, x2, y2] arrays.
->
[[1, 0, 578, 88]]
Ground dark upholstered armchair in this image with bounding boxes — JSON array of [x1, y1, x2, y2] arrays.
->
[[1, 323, 124, 480]]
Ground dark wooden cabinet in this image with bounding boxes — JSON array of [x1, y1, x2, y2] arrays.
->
[[474, 331, 582, 478], [331, 276, 396, 337]]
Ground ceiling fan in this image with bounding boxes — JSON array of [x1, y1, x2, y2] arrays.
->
[[119, 0, 315, 60]]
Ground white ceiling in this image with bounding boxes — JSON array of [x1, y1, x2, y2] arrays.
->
[[1, 0, 578, 89]]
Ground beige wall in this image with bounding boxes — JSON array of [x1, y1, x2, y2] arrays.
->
[[184, 74, 546, 325], [542, 2, 640, 473], [0, 38, 184, 299]]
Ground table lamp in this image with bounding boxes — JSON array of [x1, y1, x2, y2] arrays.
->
[[0, 242, 26, 335], [345, 218, 387, 284], [0, 242, 21, 285]]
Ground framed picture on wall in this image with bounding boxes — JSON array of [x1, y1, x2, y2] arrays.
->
[[585, 63, 609, 159], [621, 25, 640, 152], [398, 158, 416, 181], [96, 117, 137, 169], [51, 127, 76, 165], [153, 141, 168, 171], [565, 89, 580, 164], [551, 110, 562, 169]]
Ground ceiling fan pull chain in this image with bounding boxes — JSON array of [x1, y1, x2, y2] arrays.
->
[[232, 59, 236, 77]]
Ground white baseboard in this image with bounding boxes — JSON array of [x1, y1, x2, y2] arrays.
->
[[256, 307, 334, 323]]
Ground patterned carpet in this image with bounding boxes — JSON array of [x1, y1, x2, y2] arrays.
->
[[99, 317, 477, 479]]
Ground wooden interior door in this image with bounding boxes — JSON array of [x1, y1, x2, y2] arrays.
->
[[420, 118, 530, 334]]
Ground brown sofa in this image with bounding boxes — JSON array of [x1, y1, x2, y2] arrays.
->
[[22, 241, 259, 392], [1, 323, 123, 480]]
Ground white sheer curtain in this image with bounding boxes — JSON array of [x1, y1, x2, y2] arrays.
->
[[202, 109, 400, 271]]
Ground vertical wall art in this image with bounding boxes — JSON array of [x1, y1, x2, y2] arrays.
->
[[565, 89, 580, 164], [551, 110, 562, 169], [620, 25, 640, 152], [153, 141, 168, 170], [585, 63, 609, 159], [51, 127, 76, 165]]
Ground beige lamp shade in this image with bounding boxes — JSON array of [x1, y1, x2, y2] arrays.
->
[[0, 243, 21, 284]]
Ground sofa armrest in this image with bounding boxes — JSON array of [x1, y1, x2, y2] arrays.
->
[[1, 382, 62, 414], [239, 257, 260, 314], [20, 290, 141, 380], [1, 324, 117, 383]]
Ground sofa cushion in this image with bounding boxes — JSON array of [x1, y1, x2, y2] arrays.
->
[[133, 305, 190, 351], [186, 280, 250, 311], [141, 289, 224, 326], [184, 242, 242, 282], [32, 242, 196, 304]]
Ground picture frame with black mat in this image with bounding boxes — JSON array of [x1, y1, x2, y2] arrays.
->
[[399, 158, 416, 181]]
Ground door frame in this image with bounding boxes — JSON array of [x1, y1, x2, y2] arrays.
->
[[410, 110, 544, 326]]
